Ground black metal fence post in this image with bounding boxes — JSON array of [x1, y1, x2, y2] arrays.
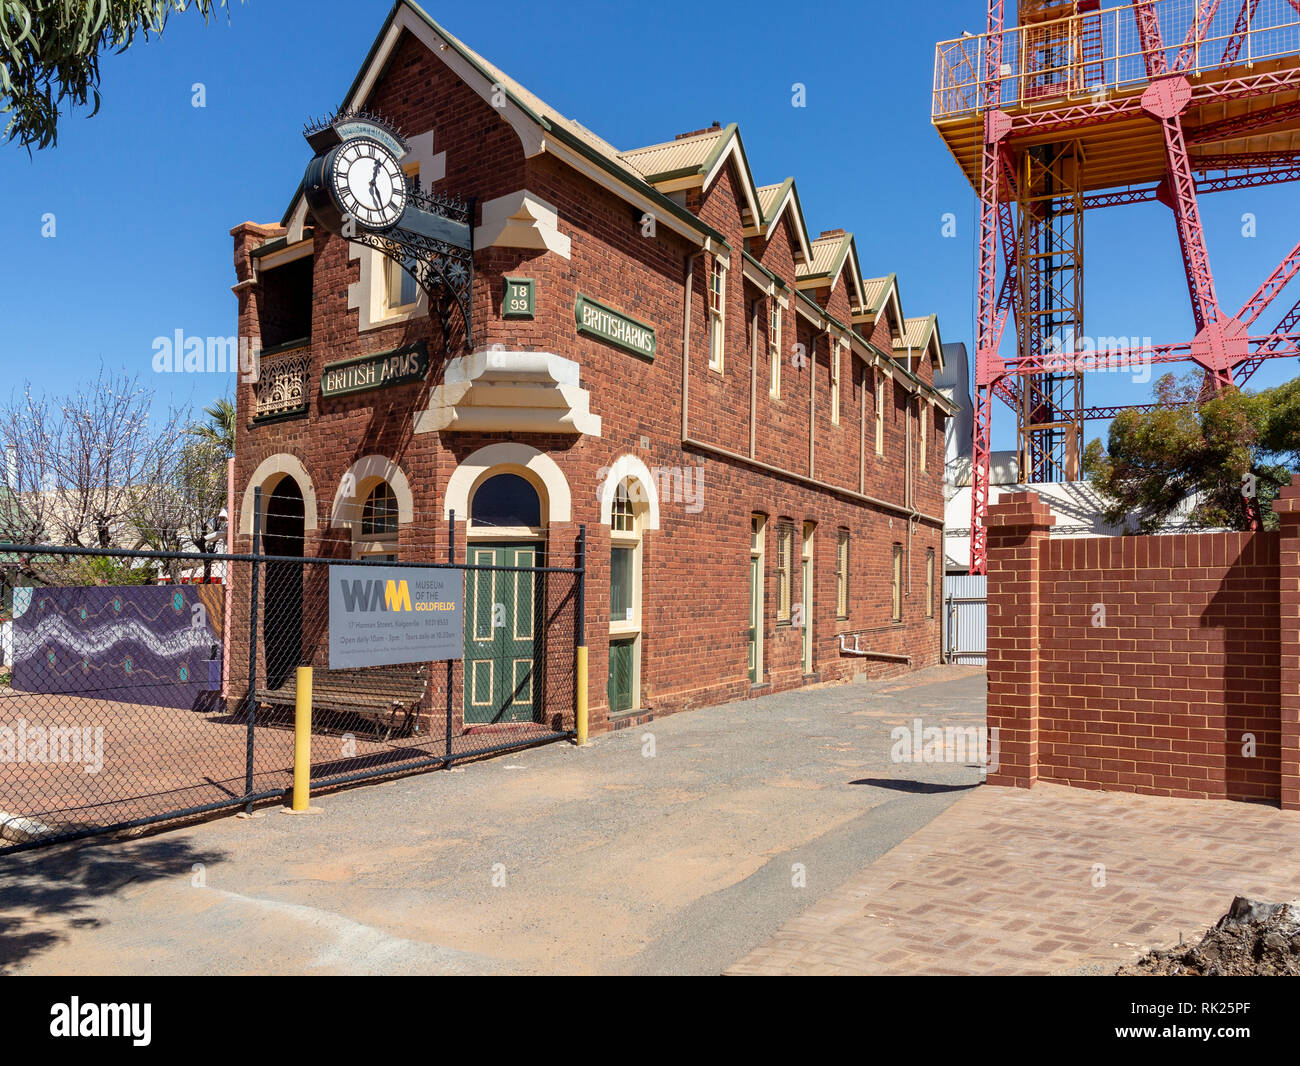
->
[[244, 487, 262, 813], [575, 524, 586, 644], [446, 508, 455, 765]]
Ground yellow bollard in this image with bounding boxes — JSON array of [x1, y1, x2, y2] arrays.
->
[[292, 666, 312, 811], [576, 645, 589, 746]]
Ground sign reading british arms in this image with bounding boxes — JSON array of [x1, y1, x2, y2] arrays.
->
[[328, 565, 463, 668], [575, 294, 656, 360], [320, 342, 428, 399]]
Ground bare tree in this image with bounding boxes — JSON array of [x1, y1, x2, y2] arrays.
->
[[0, 366, 186, 582], [132, 437, 228, 582]]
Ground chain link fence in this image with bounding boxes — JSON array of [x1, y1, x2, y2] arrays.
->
[[0, 541, 580, 854]]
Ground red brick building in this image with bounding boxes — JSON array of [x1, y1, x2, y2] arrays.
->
[[230, 1, 954, 734]]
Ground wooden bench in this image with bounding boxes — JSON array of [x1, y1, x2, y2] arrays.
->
[[256, 664, 429, 740]]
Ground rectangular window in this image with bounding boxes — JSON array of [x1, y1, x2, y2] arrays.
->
[[385, 255, 419, 311], [610, 546, 635, 623], [708, 259, 727, 371], [776, 521, 793, 623], [920, 401, 928, 471], [891, 544, 903, 622], [830, 342, 841, 425], [769, 302, 782, 397], [926, 548, 935, 618], [836, 529, 850, 618], [875, 377, 885, 455]]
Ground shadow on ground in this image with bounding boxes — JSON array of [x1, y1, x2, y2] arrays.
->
[[850, 778, 980, 794], [0, 837, 227, 973]]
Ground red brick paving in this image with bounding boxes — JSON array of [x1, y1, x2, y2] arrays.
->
[[729, 782, 1300, 975]]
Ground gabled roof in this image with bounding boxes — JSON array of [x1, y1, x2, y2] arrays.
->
[[754, 177, 812, 265], [619, 126, 730, 182], [854, 273, 905, 344], [894, 314, 946, 372], [619, 122, 764, 234], [795, 230, 865, 308], [279, 1, 725, 248]]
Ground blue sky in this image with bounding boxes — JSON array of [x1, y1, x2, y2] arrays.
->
[[2, 0, 1297, 451]]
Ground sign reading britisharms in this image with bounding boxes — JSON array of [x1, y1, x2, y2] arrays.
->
[[328, 565, 463, 668], [575, 294, 656, 360]]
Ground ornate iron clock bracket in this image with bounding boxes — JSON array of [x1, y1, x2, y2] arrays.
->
[[351, 187, 476, 353], [301, 111, 475, 353]]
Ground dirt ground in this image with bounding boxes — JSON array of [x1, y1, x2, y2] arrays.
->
[[0, 666, 988, 975], [1119, 897, 1300, 976]]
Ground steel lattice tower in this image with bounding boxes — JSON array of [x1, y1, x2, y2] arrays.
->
[[934, 0, 1300, 573]]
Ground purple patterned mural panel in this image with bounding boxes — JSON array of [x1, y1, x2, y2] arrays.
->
[[11, 585, 223, 710]]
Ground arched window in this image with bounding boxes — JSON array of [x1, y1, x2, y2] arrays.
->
[[361, 481, 398, 537], [471, 473, 542, 529], [611, 479, 637, 534]]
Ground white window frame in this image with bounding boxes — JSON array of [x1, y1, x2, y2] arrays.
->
[[609, 478, 645, 713], [708, 259, 727, 372], [830, 340, 842, 425], [769, 302, 782, 397], [875, 375, 886, 456], [836, 528, 850, 619], [920, 399, 928, 471]]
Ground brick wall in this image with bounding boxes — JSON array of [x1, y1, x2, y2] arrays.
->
[[987, 479, 1300, 809], [228, 20, 949, 734]]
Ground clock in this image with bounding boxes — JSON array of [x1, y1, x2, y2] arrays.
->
[[305, 136, 409, 235]]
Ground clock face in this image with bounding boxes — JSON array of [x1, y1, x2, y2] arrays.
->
[[329, 138, 408, 231]]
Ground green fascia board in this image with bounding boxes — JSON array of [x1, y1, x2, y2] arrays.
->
[[794, 287, 832, 322], [841, 234, 866, 307], [761, 177, 794, 226], [542, 120, 727, 246], [251, 235, 289, 258], [869, 272, 898, 315], [740, 248, 790, 291]]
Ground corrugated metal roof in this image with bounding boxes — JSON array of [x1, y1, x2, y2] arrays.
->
[[757, 181, 788, 222], [896, 315, 936, 351], [619, 127, 729, 179], [796, 233, 849, 279], [858, 275, 894, 315]]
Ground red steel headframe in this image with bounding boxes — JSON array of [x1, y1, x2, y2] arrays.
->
[[963, 0, 1300, 573]]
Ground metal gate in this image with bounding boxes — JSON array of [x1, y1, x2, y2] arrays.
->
[[943, 573, 987, 665], [0, 530, 584, 854]]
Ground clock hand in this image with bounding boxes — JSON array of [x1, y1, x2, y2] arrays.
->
[[368, 160, 382, 207]]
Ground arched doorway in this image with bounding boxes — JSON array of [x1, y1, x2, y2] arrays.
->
[[464, 471, 544, 725], [262, 476, 304, 689]]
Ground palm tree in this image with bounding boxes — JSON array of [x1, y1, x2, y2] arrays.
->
[[188, 396, 235, 457]]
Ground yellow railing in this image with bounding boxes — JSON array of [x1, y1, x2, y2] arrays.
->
[[933, 0, 1300, 119]]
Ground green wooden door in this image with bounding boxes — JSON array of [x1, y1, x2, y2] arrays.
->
[[607, 638, 634, 713], [465, 542, 541, 724]]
